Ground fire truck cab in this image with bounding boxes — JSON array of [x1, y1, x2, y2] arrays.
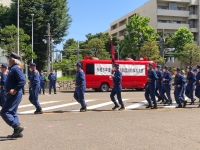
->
[[80, 56, 156, 92]]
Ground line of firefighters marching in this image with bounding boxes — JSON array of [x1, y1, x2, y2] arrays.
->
[[145, 63, 200, 109]]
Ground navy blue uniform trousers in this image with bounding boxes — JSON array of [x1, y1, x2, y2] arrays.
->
[[145, 83, 157, 104], [0, 88, 6, 107], [29, 85, 41, 108], [74, 86, 86, 107], [110, 86, 123, 105], [1, 91, 22, 126], [185, 84, 194, 102]]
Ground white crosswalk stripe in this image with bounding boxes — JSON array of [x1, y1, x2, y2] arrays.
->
[[16, 97, 193, 114], [19, 101, 59, 108], [66, 99, 129, 112], [18, 100, 95, 114], [125, 100, 147, 110]]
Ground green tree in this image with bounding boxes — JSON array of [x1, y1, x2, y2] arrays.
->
[[0, 25, 36, 62], [84, 32, 120, 52], [85, 38, 110, 59], [172, 27, 194, 54], [179, 43, 200, 67], [5, 0, 72, 70], [121, 13, 158, 58], [0, 5, 10, 28], [138, 41, 164, 64]]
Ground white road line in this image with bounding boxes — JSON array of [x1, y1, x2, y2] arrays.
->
[[18, 100, 95, 114], [164, 98, 189, 108], [87, 99, 129, 110], [45, 93, 50, 96], [68, 99, 129, 112], [125, 100, 147, 110], [19, 101, 58, 108]]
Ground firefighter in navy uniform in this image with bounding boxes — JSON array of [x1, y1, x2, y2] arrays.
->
[[160, 66, 173, 105], [0, 63, 8, 107], [74, 63, 87, 112], [185, 66, 196, 105], [145, 63, 158, 109], [195, 65, 200, 107], [155, 65, 163, 102], [173, 68, 187, 108], [48, 70, 57, 94], [110, 63, 125, 110], [1, 52, 26, 138], [29, 63, 43, 114], [39, 71, 46, 94]]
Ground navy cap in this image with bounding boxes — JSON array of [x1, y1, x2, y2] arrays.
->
[[176, 68, 181, 71], [197, 65, 200, 69], [1, 63, 8, 68], [76, 62, 81, 67], [114, 63, 119, 67], [164, 66, 168, 69], [149, 63, 154, 67], [10, 52, 21, 60], [156, 65, 161, 68], [30, 63, 36, 66], [193, 68, 197, 72]]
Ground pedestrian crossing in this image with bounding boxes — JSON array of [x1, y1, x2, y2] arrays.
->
[[16, 97, 197, 115]]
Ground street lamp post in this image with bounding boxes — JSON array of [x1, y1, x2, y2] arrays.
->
[[31, 13, 34, 63]]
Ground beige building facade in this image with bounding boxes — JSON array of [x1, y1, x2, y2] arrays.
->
[[106, 0, 200, 67], [0, 0, 11, 7]]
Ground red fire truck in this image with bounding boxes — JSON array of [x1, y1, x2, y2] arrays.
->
[[80, 56, 156, 92]]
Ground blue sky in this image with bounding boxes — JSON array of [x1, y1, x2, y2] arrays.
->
[[56, 0, 149, 50]]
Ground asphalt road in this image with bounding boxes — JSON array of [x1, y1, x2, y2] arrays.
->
[[1, 90, 200, 150]]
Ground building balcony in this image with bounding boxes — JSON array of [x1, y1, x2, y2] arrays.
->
[[157, 0, 190, 3], [157, 23, 189, 30], [189, 0, 198, 5], [188, 14, 198, 20], [157, 9, 189, 17], [190, 28, 198, 32]]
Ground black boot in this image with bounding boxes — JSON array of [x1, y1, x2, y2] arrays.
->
[[189, 101, 194, 105], [34, 107, 43, 114], [10, 124, 24, 138], [151, 103, 158, 109], [168, 101, 172, 105], [112, 102, 119, 110], [183, 101, 187, 108], [146, 101, 152, 108], [164, 100, 169, 105], [80, 105, 87, 112], [119, 104, 125, 110], [157, 96, 162, 102], [176, 103, 182, 108]]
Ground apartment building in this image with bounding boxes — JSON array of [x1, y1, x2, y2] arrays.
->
[[106, 0, 199, 67], [0, 0, 11, 7]]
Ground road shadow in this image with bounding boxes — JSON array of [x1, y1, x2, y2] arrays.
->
[[0, 136, 17, 141]]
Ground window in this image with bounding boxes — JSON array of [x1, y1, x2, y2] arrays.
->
[[169, 2, 177, 10], [86, 64, 94, 74]]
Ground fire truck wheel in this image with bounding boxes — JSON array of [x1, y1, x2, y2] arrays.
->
[[100, 83, 109, 92]]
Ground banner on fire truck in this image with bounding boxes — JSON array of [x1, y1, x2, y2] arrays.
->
[[94, 64, 145, 76]]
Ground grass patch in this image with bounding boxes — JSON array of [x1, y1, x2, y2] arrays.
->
[[57, 76, 75, 81]]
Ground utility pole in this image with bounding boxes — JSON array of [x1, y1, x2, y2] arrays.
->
[[47, 23, 51, 75], [77, 41, 79, 62]]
